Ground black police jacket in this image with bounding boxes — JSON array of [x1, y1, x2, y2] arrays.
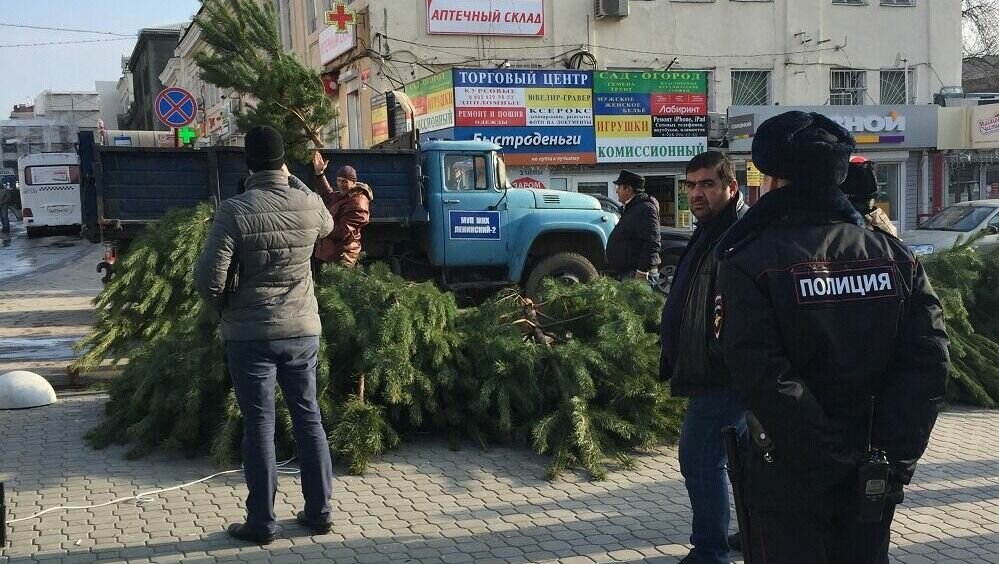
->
[[714, 183, 949, 511], [664, 194, 749, 397], [607, 192, 661, 274]]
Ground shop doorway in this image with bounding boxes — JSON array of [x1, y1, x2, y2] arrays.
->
[[646, 175, 679, 228]]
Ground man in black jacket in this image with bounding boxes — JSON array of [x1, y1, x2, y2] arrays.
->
[[714, 111, 950, 564], [661, 151, 749, 564], [606, 170, 661, 279]]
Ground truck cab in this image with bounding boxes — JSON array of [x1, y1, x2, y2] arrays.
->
[[419, 140, 618, 296]]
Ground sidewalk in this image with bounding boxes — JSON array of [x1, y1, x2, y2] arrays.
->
[[1, 393, 997, 563]]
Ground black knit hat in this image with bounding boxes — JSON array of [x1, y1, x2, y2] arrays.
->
[[751, 111, 855, 187], [245, 125, 285, 171], [613, 169, 645, 191], [841, 160, 878, 199]]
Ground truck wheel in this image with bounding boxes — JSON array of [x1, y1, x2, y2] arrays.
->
[[524, 252, 599, 300], [26, 226, 44, 239]]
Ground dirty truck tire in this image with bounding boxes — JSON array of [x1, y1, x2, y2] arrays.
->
[[25, 226, 44, 239], [524, 252, 599, 300]]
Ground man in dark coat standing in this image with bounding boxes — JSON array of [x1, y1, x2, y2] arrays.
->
[[606, 169, 661, 279], [714, 111, 950, 564], [195, 126, 336, 544], [661, 151, 749, 564]]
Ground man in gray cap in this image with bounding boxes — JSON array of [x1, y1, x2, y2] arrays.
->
[[606, 169, 661, 280], [195, 125, 335, 544], [713, 111, 949, 563]]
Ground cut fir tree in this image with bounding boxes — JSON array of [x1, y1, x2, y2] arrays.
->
[[78, 206, 685, 480]]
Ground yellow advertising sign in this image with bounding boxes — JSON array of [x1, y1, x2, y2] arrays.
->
[[371, 106, 388, 144], [426, 90, 454, 114], [594, 116, 652, 138], [525, 88, 593, 109], [746, 161, 762, 187]]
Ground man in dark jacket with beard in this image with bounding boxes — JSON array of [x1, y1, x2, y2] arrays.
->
[[661, 151, 748, 564], [714, 111, 950, 564], [606, 170, 661, 279]]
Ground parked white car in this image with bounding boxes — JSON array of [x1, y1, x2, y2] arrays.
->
[[906, 200, 999, 256]]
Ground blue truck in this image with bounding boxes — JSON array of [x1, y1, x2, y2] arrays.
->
[[78, 131, 618, 296]]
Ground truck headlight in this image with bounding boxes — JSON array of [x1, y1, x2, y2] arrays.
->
[[909, 244, 935, 256]]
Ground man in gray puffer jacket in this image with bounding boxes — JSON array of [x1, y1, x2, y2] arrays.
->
[[194, 125, 335, 544]]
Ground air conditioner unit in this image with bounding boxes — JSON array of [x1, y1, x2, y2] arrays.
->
[[595, 0, 629, 18]]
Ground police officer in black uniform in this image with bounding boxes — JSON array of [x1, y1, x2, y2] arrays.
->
[[713, 111, 950, 564], [606, 170, 661, 280]]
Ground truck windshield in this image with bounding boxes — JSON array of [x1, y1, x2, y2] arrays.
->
[[918, 206, 995, 232]]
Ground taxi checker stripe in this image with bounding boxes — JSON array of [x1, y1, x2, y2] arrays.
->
[[162, 91, 194, 123]]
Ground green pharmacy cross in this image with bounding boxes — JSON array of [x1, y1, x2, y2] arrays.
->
[[177, 126, 198, 145]]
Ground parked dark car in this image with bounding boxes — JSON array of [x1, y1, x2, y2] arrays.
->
[[593, 194, 692, 278]]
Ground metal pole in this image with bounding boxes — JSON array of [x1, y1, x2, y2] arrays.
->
[[1, 481, 7, 547]]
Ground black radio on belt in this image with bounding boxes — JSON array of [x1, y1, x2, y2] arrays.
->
[[857, 397, 890, 523]]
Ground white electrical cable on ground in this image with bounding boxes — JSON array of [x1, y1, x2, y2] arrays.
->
[[7, 459, 299, 524]]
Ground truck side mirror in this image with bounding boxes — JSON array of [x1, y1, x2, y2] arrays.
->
[[987, 225, 999, 236]]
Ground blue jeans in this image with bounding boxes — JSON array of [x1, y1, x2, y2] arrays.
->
[[226, 336, 333, 535], [678, 390, 747, 564]]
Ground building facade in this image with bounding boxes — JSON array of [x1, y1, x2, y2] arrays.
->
[[33, 91, 101, 131], [293, 0, 961, 232], [123, 26, 187, 131]]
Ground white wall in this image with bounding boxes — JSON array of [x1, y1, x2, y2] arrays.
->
[[94, 81, 120, 129], [356, 0, 961, 110]]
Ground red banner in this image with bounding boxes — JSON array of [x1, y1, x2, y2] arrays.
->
[[651, 93, 707, 116], [456, 107, 527, 127]]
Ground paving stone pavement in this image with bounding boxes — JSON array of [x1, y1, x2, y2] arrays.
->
[[1, 395, 997, 563]]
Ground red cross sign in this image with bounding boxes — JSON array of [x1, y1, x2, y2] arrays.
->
[[325, 2, 356, 33]]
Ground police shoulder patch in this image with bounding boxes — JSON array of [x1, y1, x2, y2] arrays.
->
[[793, 263, 899, 305], [713, 294, 724, 339]]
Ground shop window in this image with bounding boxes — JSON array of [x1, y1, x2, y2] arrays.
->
[[346, 91, 362, 149], [577, 181, 610, 199], [880, 69, 915, 105], [646, 175, 677, 227], [949, 163, 982, 205], [549, 178, 569, 191], [985, 164, 999, 199], [873, 163, 902, 222], [307, 0, 318, 33], [732, 70, 772, 106], [830, 69, 868, 105]]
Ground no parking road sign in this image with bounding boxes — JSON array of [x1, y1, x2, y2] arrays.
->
[[155, 87, 198, 128]]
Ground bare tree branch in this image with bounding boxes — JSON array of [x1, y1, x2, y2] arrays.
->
[[964, 0, 999, 59]]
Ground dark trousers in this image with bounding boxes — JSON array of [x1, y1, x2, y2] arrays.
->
[[0, 203, 11, 233], [226, 336, 334, 535], [678, 390, 747, 564], [748, 503, 897, 564]]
